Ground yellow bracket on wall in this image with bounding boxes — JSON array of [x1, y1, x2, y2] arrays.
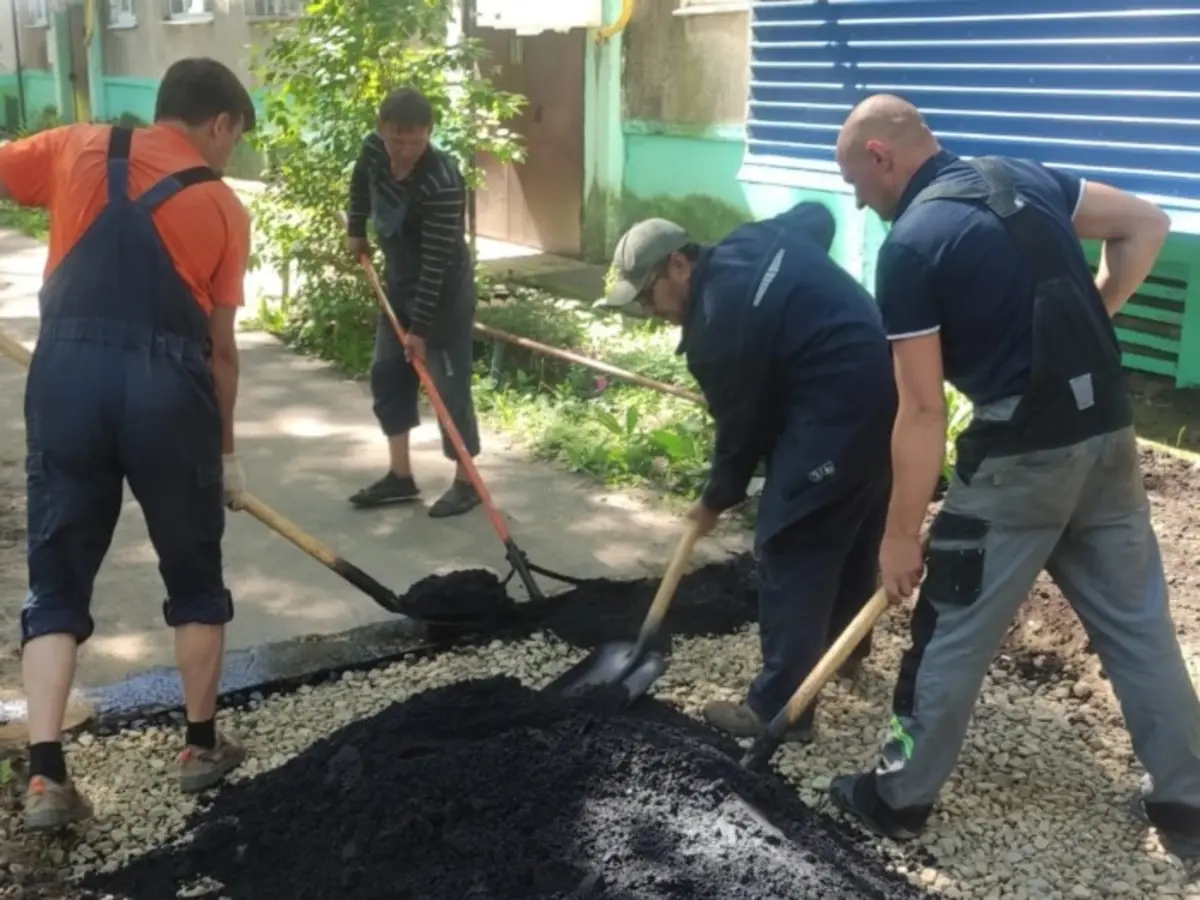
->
[[595, 0, 633, 44]]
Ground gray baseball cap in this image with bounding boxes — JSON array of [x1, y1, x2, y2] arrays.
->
[[595, 218, 691, 310]]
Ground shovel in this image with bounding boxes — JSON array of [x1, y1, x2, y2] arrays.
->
[[546, 519, 705, 702], [353, 251, 585, 604], [740, 586, 889, 771], [240, 495, 515, 630]]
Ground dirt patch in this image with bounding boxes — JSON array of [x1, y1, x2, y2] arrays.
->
[[83, 677, 929, 900], [989, 447, 1200, 679]]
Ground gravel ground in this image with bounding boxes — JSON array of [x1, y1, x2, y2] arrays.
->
[[0, 448, 1198, 898]]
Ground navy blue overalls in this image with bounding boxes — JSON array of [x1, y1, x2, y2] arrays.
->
[[21, 125, 235, 648]]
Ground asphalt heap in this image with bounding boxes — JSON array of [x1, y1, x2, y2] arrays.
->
[[83, 670, 930, 900]]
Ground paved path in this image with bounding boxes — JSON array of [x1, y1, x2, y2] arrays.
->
[[0, 228, 746, 690]]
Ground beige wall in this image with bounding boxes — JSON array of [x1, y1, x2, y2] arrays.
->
[[102, 0, 286, 86], [622, 0, 749, 128]]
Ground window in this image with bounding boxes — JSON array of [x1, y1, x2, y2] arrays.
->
[[741, 1, 1200, 210], [246, 0, 305, 18], [164, 0, 213, 22], [25, 0, 49, 27], [109, 0, 136, 28]]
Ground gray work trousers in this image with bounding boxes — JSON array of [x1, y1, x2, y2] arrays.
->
[[878, 422, 1200, 820]]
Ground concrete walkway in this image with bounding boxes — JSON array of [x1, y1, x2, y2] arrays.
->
[[0, 228, 746, 690]]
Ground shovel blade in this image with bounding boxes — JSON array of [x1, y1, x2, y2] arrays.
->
[[545, 642, 667, 702]]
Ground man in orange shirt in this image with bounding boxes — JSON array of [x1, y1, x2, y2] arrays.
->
[[0, 57, 255, 831]]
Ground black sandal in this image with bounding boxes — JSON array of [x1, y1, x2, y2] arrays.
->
[[349, 473, 421, 508]]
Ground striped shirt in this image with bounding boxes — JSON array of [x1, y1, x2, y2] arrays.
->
[[346, 133, 467, 337]]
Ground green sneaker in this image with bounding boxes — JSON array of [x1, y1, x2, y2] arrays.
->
[[24, 775, 93, 832], [179, 730, 246, 794]]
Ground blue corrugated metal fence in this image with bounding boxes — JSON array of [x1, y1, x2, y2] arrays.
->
[[742, 0, 1200, 210]]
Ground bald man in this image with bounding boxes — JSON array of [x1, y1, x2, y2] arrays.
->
[[826, 93, 1200, 864]]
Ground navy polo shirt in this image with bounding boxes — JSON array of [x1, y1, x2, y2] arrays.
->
[[875, 150, 1088, 406]]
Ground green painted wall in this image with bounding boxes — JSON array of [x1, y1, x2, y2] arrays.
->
[[619, 122, 1200, 388], [0, 71, 62, 131], [619, 121, 886, 286]]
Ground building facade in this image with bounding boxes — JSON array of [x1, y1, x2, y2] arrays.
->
[[0, 0, 1198, 385]]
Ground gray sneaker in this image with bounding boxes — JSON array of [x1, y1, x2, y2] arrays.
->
[[702, 700, 814, 744], [179, 730, 246, 794], [23, 775, 93, 832]]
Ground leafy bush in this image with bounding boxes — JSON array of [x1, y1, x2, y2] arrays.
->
[[247, 0, 525, 366]]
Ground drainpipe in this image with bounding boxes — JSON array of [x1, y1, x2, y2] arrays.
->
[[8, 0, 26, 130], [84, 0, 105, 121], [595, 0, 632, 44]]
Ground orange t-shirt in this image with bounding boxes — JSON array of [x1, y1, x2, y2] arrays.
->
[[0, 123, 250, 314]]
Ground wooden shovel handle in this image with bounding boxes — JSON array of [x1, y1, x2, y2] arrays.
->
[[776, 587, 889, 732], [0, 331, 32, 367], [240, 493, 340, 568], [635, 519, 706, 646]]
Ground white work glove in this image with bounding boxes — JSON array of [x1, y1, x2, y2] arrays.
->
[[222, 453, 247, 511]]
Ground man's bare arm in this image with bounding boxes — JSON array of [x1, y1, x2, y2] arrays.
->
[[208, 305, 239, 456], [886, 332, 947, 540], [1072, 181, 1170, 317]]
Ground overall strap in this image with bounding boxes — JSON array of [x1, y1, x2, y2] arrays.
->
[[908, 156, 1066, 284], [134, 166, 222, 213], [105, 126, 134, 206]]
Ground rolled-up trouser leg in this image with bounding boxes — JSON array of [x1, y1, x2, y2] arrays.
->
[[747, 482, 879, 728], [21, 343, 124, 646], [876, 441, 1095, 812], [425, 324, 481, 462], [1043, 427, 1200, 846], [119, 353, 233, 627], [369, 312, 422, 438]]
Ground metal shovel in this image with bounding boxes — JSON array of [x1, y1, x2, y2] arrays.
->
[[740, 586, 890, 771], [546, 519, 705, 703]]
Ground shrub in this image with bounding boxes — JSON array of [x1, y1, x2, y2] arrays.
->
[[246, 0, 525, 366]]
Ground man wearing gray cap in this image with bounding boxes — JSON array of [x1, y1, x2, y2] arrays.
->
[[597, 204, 897, 742]]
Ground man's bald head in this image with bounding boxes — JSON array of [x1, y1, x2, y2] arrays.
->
[[835, 94, 941, 221], [839, 94, 934, 152]]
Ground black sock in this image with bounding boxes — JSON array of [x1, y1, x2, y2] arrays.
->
[[186, 718, 217, 750], [29, 742, 67, 784]]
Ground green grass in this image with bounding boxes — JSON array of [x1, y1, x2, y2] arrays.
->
[[0, 201, 48, 241]]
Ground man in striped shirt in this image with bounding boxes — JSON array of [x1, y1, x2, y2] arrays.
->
[[345, 88, 482, 518]]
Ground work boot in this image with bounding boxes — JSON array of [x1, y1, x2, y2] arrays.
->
[[702, 700, 814, 744], [179, 730, 246, 794], [1130, 780, 1200, 880], [429, 479, 481, 519], [349, 472, 421, 508], [23, 775, 93, 832], [828, 772, 931, 842]]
